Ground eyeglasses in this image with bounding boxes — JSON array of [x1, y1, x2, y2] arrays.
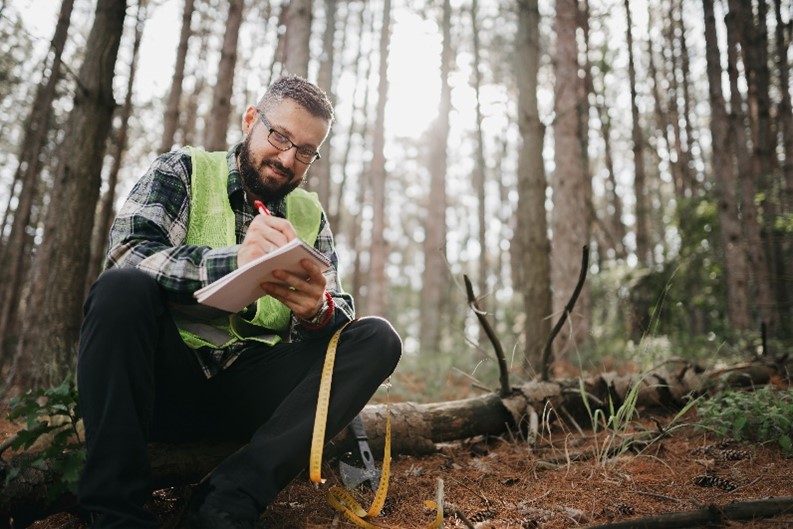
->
[[256, 109, 321, 165]]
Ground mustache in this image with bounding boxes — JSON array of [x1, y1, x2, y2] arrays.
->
[[262, 159, 295, 180]]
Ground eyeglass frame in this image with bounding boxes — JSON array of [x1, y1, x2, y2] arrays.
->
[[256, 109, 321, 165]]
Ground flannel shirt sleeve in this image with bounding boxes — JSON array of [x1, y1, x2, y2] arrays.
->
[[290, 212, 355, 340], [105, 149, 238, 304]]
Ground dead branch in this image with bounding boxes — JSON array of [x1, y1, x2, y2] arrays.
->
[[541, 245, 589, 381], [463, 274, 510, 397]]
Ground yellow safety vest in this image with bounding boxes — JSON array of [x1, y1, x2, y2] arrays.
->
[[177, 147, 323, 350]]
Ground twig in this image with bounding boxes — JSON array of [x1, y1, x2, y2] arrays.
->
[[451, 366, 492, 394], [526, 407, 539, 447], [444, 502, 476, 529], [541, 245, 589, 381], [463, 275, 511, 397], [435, 478, 445, 523], [630, 489, 688, 504]]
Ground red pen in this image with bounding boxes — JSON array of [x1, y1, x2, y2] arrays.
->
[[253, 200, 271, 216]]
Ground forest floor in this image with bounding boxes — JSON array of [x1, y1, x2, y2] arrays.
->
[[2, 404, 793, 529]]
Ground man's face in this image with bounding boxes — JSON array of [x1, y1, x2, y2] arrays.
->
[[238, 98, 330, 203]]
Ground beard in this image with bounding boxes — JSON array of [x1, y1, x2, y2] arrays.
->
[[238, 135, 302, 202]]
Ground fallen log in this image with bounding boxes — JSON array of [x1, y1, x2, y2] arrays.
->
[[585, 495, 793, 528], [1, 358, 788, 527]]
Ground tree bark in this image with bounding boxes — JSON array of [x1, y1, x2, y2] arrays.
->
[[181, 29, 210, 147], [623, 0, 649, 266], [87, 0, 148, 292], [343, 4, 374, 308], [309, 0, 337, 204], [6, 0, 127, 393], [2, 359, 787, 525], [551, 0, 591, 357], [419, 0, 451, 354], [159, 0, 196, 154], [733, 0, 789, 339], [470, 0, 488, 303], [0, 0, 74, 371], [776, 0, 793, 212], [724, 0, 775, 335], [282, 0, 312, 77], [515, 0, 552, 371], [331, 1, 371, 233], [366, 0, 391, 317], [703, 0, 752, 333], [674, 0, 697, 196], [204, 0, 244, 152]]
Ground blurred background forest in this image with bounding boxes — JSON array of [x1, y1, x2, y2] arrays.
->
[[0, 0, 791, 400]]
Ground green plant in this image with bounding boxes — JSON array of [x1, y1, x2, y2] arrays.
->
[[578, 375, 700, 466], [578, 376, 643, 465], [695, 386, 793, 454], [4, 376, 85, 500]]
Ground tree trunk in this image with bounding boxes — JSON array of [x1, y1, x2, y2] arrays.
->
[[470, 0, 488, 303], [551, 0, 590, 357], [419, 0, 451, 354], [282, 0, 312, 77], [703, 0, 751, 333], [591, 37, 626, 261], [515, 0, 551, 371], [331, 1, 371, 233], [181, 29, 210, 147], [674, 0, 697, 196], [0, 0, 74, 371], [733, 0, 789, 339], [86, 0, 148, 292], [723, 0, 774, 335], [343, 5, 374, 308], [2, 359, 787, 525], [623, 0, 649, 266], [647, 6, 679, 198], [204, 0, 244, 152], [6, 0, 127, 393], [771, 0, 793, 340], [776, 0, 793, 212], [310, 0, 336, 203], [159, 0, 195, 153], [366, 0, 391, 317]]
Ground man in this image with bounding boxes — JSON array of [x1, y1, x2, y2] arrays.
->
[[77, 75, 401, 529]]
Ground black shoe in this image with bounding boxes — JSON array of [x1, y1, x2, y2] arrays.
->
[[186, 502, 255, 529], [184, 482, 257, 529]]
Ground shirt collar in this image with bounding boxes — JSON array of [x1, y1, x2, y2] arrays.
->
[[227, 144, 244, 198]]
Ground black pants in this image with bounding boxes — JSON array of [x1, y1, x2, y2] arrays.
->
[[77, 269, 401, 528]]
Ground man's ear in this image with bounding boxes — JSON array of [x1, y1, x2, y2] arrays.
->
[[241, 106, 258, 135]]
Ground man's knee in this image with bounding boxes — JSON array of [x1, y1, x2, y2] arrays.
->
[[350, 316, 402, 371], [84, 269, 163, 318]]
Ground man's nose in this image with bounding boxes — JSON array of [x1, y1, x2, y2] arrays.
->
[[276, 146, 298, 168]]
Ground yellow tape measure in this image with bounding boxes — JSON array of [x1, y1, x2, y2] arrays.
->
[[308, 321, 350, 484], [308, 323, 443, 528]]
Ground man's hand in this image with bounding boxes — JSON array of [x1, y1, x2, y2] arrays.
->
[[238, 214, 297, 267], [260, 259, 328, 320]]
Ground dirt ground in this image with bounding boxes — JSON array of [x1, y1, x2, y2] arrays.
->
[[3, 407, 793, 529]]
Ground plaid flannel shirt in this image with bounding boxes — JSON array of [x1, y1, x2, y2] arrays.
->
[[106, 144, 354, 377]]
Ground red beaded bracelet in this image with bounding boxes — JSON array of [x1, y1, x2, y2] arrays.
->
[[300, 291, 334, 329]]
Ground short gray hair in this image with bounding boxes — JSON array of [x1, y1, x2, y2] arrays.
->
[[258, 75, 335, 124]]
